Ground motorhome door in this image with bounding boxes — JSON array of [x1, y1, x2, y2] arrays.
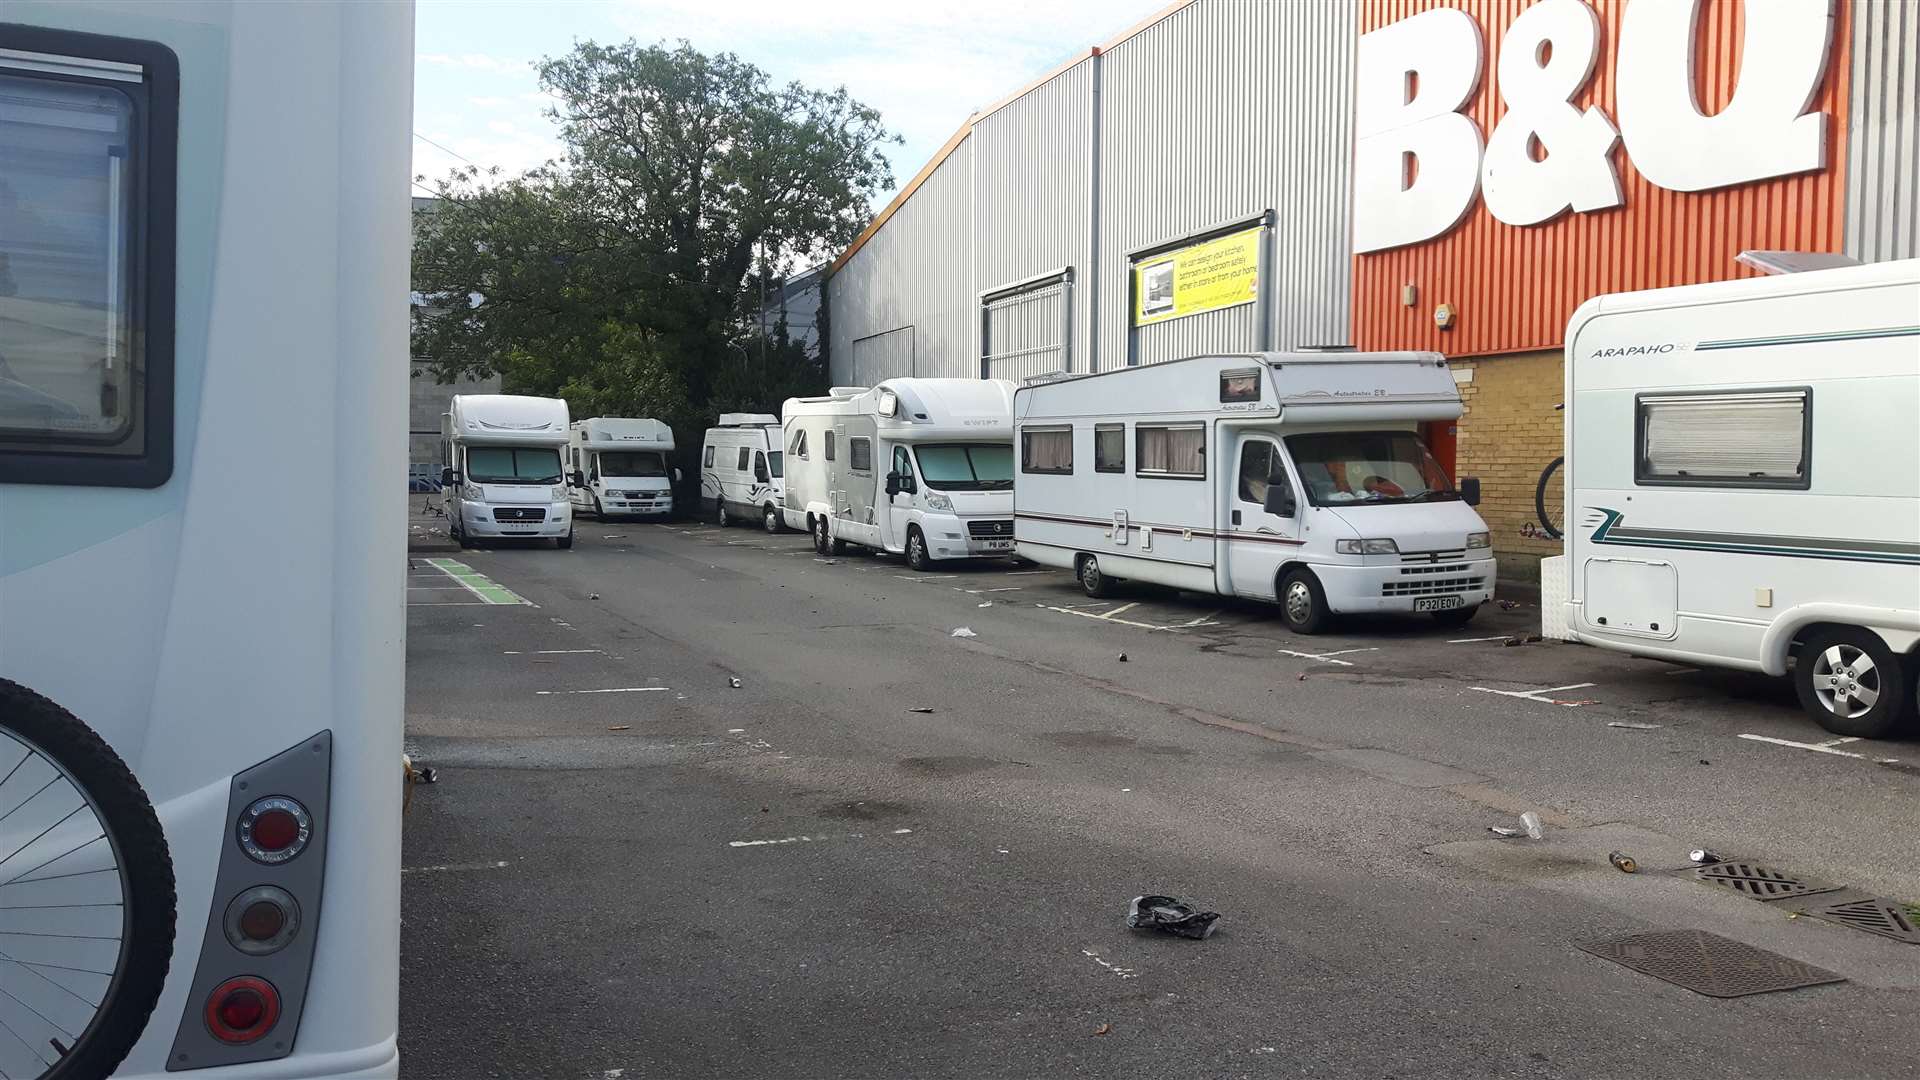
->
[[1221, 431, 1302, 600]]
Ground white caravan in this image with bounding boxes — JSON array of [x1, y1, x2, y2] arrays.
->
[[569, 416, 678, 519], [1557, 259, 1920, 738], [442, 394, 574, 548], [1013, 352, 1494, 632], [782, 379, 1019, 568], [700, 413, 786, 531]]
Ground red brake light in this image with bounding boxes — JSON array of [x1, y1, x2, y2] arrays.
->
[[237, 796, 311, 864], [251, 810, 300, 851], [205, 976, 281, 1043]]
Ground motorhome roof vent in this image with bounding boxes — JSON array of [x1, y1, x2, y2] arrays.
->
[[717, 412, 778, 427], [828, 386, 869, 399]]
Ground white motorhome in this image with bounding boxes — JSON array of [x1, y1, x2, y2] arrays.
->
[[701, 413, 786, 531], [1014, 352, 1494, 632], [569, 416, 678, 519], [1557, 259, 1920, 738], [783, 379, 1019, 568], [442, 394, 574, 548]]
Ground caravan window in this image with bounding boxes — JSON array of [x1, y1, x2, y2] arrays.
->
[[1021, 427, 1072, 474], [849, 436, 872, 473], [1637, 389, 1810, 489], [789, 428, 808, 459], [0, 43, 178, 488], [825, 431, 836, 461], [703, 445, 715, 467], [737, 446, 751, 472], [1136, 424, 1205, 479], [767, 450, 783, 478], [1094, 424, 1125, 473]]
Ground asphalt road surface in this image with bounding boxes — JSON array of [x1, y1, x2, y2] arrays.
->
[[400, 522, 1920, 1080]]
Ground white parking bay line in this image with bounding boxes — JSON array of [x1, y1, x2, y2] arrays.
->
[[1737, 733, 1900, 763], [1470, 682, 1597, 706], [1447, 635, 1510, 644], [534, 686, 669, 695], [1277, 647, 1379, 667], [403, 860, 511, 875], [1003, 570, 1054, 576], [729, 827, 914, 849], [504, 649, 602, 655]]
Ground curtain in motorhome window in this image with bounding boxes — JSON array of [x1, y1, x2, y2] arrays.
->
[[849, 436, 872, 472], [1094, 424, 1125, 473], [1638, 390, 1809, 488], [1136, 424, 1205, 478], [1021, 427, 1072, 474]]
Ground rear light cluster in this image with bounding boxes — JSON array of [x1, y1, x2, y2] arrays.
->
[[205, 795, 311, 1043]]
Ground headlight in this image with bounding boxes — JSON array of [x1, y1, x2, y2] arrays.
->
[[1335, 538, 1399, 555], [462, 483, 484, 501], [924, 492, 953, 512], [1466, 531, 1491, 549], [552, 484, 568, 501]]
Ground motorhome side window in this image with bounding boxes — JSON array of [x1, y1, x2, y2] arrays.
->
[[1220, 370, 1260, 403], [1238, 441, 1279, 503], [0, 40, 178, 488], [1636, 389, 1811, 489], [849, 436, 872, 473], [1021, 427, 1072, 474], [790, 429, 808, 459], [703, 446, 715, 467], [1094, 424, 1125, 472], [1136, 424, 1205, 479], [825, 431, 835, 461]]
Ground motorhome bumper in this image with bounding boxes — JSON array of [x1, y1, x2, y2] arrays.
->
[[1314, 557, 1496, 614], [463, 505, 571, 537]]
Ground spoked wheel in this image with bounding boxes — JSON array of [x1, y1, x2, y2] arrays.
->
[[763, 505, 781, 534], [1794, 628, 1911, 738], [906, 528, 931, 572], [0, 679, 175, 1080]]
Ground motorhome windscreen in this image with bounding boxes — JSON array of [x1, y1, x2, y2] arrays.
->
[[1285, 432, 1457, 506], [597, 451, 667, 476], [467, 447, 563, 484], [767, 451, 783, 478], [916, 444, 1014, 490]]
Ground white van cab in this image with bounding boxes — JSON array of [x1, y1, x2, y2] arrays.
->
[[701, 413, 786, 531], [569, 416, 678, 519], [1013, 352, 1493, 632], [442, 394, 574, 548], [783, 379, 1018, 569]]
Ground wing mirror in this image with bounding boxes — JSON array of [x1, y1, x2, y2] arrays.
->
[[884, 471, 901, 497], [442, 468, 460, 487], [1262, 486, 1296, 518], [673, 467, 683, 483], [1459, 477, 1482, 507]]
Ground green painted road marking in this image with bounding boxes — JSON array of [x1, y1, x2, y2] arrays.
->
[[425, 558, 533, 606]]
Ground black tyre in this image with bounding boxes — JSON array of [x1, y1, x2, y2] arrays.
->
[[1793, 627, 1911, 738], [454, 518, 472, 550], [906, 527, 932, 571], [763, 504, 782, 534], [1535, 456, 1564, 541], [716, 502, 731, 528], [1279, 568, 1331, 635], [1431, 604, 1479, 628], [557, 530, 574, 550], [0, 679, 176, 1080], [591, 496, 604, 520], [812, 516, 830, 555], [1078, 555, 1114, 598]]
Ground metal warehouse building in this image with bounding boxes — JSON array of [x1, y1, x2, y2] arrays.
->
[[824, 0, 1919, 577]]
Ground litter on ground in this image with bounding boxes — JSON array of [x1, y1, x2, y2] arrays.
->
[[1126, 894, 1220, 940]]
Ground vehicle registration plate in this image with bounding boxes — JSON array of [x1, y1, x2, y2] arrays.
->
[[1413, 596, 1461, 612], [984, 539, 1013, 551]]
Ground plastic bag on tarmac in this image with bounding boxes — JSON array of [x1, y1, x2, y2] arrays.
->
[[1126, 895, 1220, 940]]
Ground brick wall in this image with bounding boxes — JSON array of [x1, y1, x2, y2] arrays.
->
[[1451, 349, 1563, 581]]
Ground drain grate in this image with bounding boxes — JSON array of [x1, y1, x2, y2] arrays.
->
[[1579, 929, 1845, 998], [1809, 898, 1920, 945], [1691, 862, 1842, 902]]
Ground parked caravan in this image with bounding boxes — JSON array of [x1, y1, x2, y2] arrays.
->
[[1014, 353, 1494, 632], [701, 413, 786, 531], [1557, 259, 1920, 738], [569, 416, 678, 519], [443, 394, 574, 548], [783, 379, 1019, 568]]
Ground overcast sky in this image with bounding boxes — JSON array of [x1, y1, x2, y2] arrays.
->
[[413, 0, 1160, 202]]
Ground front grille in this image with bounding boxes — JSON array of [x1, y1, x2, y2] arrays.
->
[[967, 519, 1015, 538], [1398, 562, 1472, 576], [1382, 574, 1487, 597], [1401, 549, 1467, 563], [493, 507, 547, 523]]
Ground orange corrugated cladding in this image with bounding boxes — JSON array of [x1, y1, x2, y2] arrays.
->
[[1353, 0, 1853, 356]]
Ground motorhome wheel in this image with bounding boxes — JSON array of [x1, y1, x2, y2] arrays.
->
[[1078, 556, 1114, 598], [1793, 627, 1911, 739], [716, 502, 731, 528], [764, 505, 781, 534], [592, 496, 604, 519], [557, 530, 574, 550], [1280, 569, 1330, 635], [906, 528, 930, 571]]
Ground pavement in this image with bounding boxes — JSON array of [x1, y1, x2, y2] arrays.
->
[[399, 521, 1920, 1080], [408, 493, 459, 553]]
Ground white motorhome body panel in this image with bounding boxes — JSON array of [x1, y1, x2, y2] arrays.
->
[[445, 394, 573, 540], [1014, 352, 1494, 619], [570, 417, 675, 517], [700, 420, 784, 523], [1563, 259, 1920, 677]]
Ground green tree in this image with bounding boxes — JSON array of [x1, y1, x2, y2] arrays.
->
[[412, 40, 893, 443]]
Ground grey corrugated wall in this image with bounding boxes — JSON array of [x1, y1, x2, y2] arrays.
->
[[1846, 0, 1919, 263], [974, 59, 1093, 372], [829, 135, 976, 384], [1094, 0, 1355, 370]]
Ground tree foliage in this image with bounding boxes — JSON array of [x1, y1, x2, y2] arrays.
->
[[412, 40, 895, 437]]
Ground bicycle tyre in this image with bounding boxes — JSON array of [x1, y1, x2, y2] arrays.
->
[[1534, 456, 1564, 541], [0, 678, 176, 1080]]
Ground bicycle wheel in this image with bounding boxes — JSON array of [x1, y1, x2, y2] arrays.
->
[[1534, 456, 1564, 541], [0, 678, 175, 1080]]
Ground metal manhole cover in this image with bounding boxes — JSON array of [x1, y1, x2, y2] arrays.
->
[[1810, 898, 1920, 945], [1579, 929, 1845, 998], [1691, 862, 1843, 901]]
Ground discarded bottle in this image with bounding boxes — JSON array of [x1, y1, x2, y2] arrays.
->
[[1521, 812, 1544, 840], [1609, 850, 1639, 873], [1689, 848, 1722, 865]]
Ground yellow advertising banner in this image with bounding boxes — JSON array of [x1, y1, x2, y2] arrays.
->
[[1132, 227, 1262, 327]]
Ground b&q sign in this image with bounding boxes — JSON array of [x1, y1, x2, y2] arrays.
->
[[1354, 0, 1839, 254]]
